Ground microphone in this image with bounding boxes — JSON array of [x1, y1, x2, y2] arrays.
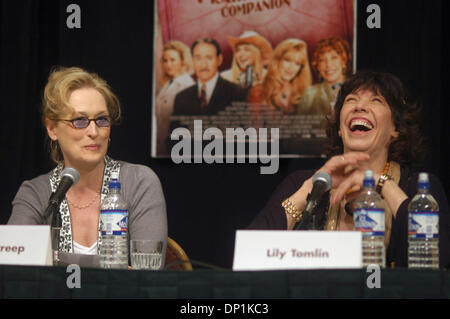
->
[[43, 167, 80, 223], [294, 172, 332, 230], [45, 167, 79, 265], [244, 65, 253, 88]]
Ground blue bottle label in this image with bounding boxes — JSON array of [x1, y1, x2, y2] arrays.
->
[[408, 211, 439, 239], [353, 208, 385, 237], [100, 209, 128, 236]]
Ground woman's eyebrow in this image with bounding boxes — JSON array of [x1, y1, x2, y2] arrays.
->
[[72, 110, 108, 117], [94, 111, 109, 116]]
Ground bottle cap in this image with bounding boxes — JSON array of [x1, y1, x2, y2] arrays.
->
[[364, 170, 374, 179], [363, 170, 375, 188], [418, 172, 429, 183], [418, 172, 430, 190], [109, 171, 121, 189]]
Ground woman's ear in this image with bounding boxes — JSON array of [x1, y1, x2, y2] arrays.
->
[[391, 129, 399, 140], [391, 123, 400, 140], [45, 119, 58, 141]]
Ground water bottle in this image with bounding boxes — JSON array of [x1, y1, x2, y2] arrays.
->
[[99, 172, 129, 269], [353, 170, 386, 268], [408, 173, 439, 269]]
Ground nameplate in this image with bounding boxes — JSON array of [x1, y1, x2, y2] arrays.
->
[[0, 225, 52, 266], [232, 230, 362, 271]]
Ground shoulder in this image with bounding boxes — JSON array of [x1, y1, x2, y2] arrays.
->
[[174, 73, 195, 87], [301, 83, 327, 100], [119, 161, 162, 187], [157, 81, 170, 94], [218, 76, 240, 90], [9, 171, 53, 224], [221, 69, 233, 81], [304, 83, 321, 93], [273, 169, 315, 195], [173, 84, 197, 111], [218, 76, 248, 96], [175, 83, 197, 99], [16, 172, 51, 200], [116, 161, 166, 218]]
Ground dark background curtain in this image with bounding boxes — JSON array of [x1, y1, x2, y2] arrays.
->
[[1, 0, 448, 268]]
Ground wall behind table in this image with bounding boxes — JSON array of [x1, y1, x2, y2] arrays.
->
[[1, 0, 448, 268]]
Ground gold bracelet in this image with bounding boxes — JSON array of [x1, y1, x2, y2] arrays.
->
[[282, 198, 302, 223]]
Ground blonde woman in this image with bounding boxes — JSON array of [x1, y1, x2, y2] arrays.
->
[[248, 38, 312, 114], [221, 30, 272, 88], [156, 40, 195, 155], [297, 36, 352, 116], [9, 67, 167, 260]]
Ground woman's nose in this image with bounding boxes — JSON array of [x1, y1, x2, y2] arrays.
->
[[354, 99, 368, 112], [86, 120, 99, 137]]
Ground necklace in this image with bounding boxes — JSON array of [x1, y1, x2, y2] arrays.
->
[[381, 161, 390, 175], [66, 191, 100, 209]]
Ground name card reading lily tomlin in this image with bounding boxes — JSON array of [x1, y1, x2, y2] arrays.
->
[[232, 230, 362, 271], [0, 225, 52, 266]]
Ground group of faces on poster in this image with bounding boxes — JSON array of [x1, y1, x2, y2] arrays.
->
[[157, 31, 352, 117]]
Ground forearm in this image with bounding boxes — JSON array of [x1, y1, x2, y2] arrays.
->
[[286, 178, 313, 230], [381, 179, 408, 218]]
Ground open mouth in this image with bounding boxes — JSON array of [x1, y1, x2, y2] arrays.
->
[[238, 59, 250, 68], [348, 118, 374, 133]]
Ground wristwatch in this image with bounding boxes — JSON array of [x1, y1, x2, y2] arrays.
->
[[376, 174, 393, 197]]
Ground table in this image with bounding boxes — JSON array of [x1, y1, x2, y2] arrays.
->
[[1, 265, 449, 299]]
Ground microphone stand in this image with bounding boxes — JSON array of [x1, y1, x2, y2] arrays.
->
[[294, 194, 316, 230], [294, 174, 331, 230], [43, 192, 62, 266], [51, 207, 62, 266]]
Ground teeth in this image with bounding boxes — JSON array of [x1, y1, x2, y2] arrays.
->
[[350, 119, 373, 130]]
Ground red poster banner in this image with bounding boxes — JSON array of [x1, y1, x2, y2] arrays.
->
[[152, 0, 355, 158]]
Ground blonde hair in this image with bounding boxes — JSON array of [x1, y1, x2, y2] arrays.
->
[[230, 43, 264, 85], [161, 40, 194, 84], [42, 66, 121, 163], [263, 39, 312, 107]]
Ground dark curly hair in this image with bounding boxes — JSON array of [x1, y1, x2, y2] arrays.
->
[[326, 70, 425, 169]]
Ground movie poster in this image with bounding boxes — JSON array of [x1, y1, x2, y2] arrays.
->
[[152, 0, 355, 158]]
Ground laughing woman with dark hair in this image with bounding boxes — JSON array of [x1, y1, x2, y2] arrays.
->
[[249, 70, 450, 268]]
